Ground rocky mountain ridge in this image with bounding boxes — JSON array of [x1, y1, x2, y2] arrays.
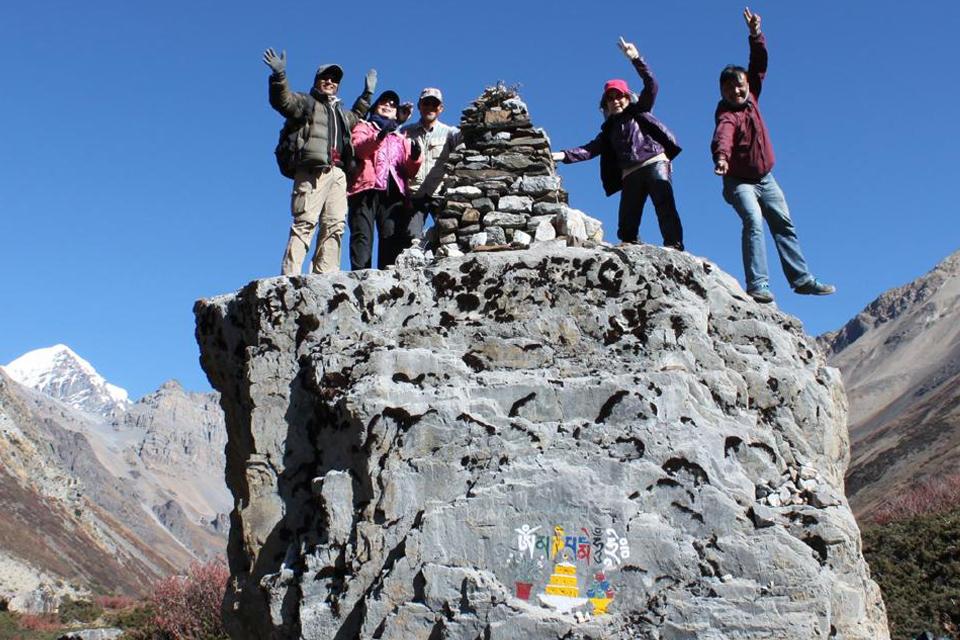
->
[[3, 345, 130, 418], [819, 249, 960, 518]]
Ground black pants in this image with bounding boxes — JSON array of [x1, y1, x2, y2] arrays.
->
[[618, 161, 684, 249], [408, 196, 443, 247], [348, 182, 410, 270]]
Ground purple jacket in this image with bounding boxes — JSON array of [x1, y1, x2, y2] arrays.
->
[[711, 33, 776, 181], [562, 58, 682, 196]]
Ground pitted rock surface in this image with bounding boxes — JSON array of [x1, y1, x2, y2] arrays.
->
[[195, 245, 889, 639]]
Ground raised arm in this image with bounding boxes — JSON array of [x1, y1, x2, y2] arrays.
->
[[743, 8, 767, 99], [348, 69, 377, 126], [264, 48, 310, 119], [618, 36, 658, 111]]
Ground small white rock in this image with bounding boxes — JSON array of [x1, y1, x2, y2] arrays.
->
[[512, 230, 532, 247]]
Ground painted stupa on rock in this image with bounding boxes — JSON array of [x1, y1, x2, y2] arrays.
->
[[538, 562, 588, 612]]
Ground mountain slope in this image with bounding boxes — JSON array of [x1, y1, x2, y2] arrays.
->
[[820, 250, 960, 518], [0, 348, 230, 607], [0, 370, 187, 597]]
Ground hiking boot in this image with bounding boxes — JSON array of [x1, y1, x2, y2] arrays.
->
[[794, 279, 836, 296], [747, 287, 775, 303], [664, 242, 685, 251]]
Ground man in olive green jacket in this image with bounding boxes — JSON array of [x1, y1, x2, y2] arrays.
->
[[264, 48, 375, 275]]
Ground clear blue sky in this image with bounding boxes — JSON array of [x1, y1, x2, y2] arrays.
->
[[2, 1, 958, 399]]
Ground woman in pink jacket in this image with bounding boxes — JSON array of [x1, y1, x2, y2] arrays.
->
[[347, 90, 422, 270]]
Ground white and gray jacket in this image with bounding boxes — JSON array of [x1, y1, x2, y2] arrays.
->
[[400, 120, 462, 198]]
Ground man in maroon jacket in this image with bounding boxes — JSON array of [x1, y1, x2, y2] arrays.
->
[[712, 8, 835, 304]]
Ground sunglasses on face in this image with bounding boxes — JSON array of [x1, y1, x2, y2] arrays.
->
[[420, 98, 441, 109], [318, 76, 340, 85], [378, 100, 398, 108]]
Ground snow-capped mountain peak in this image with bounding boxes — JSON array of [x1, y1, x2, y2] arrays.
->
[[2, 344, 130, 417]]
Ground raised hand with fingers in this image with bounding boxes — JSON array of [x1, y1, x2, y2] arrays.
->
[[397, 102, 413, 124], [743, 7, 761, 36], [365, 68, 378, 95], [617, 36, 640, 61], [263, 48, 286, 74]]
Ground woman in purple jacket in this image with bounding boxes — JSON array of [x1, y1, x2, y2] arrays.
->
[[552, 37, 684, 251]]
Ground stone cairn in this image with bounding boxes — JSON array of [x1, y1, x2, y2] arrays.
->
[[433, 84, 602, 256]]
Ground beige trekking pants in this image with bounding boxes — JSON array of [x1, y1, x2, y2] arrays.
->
[[280, 166, 347, 275]]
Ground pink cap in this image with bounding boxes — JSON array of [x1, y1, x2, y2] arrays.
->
[[602, 79, 630, 98]]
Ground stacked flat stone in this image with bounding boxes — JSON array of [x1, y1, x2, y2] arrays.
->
[[438, 85, 579, 251]]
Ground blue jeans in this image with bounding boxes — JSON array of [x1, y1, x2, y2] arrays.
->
[[722, 173, 813, 293]]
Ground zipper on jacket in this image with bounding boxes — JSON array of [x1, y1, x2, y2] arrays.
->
[[329, 101, 338, 166]]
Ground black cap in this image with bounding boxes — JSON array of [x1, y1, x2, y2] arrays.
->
[[314, 64, 344, 83], [374, 90, 400, 107]]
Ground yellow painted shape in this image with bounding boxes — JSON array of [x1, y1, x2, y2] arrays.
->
[[549, 575, 577, 587], [554, 564, 576, 576], [590, 597, 613, 615], [551, 526, 565, 559], [545, 585, 579, 597]]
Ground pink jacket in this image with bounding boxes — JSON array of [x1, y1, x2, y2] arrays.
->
[[348, 120, 422, 196]]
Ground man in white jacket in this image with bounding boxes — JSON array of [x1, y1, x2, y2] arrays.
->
[[400, 88, 462, 245]]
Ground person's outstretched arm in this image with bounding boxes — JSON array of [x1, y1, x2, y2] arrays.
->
[[553, 132, 604, 164], [712, 114, 736, 175], [348, 69, 377, 126], [743, 7, 767, 100], [618, 36, 658, 112], [264, 48, 310, 119]]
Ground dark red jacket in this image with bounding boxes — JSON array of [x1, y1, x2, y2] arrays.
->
[[711, 34, 776, 181]]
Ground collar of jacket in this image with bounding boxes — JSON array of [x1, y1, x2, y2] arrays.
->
[[719, 96, 753, 112], [600, 104, 640, 132], [310, 88, 340, 104]]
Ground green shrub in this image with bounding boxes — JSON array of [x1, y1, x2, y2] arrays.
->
[[107, 603, 154, 631], [58, 597, 103, 624], [862, 505, 960, 639]]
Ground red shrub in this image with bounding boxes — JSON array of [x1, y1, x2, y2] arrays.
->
[[872, 473, 960, 525], [149, 560, 229, 640], [17, 613, 60, 631]]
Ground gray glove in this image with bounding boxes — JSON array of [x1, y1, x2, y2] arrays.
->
[[263, 48, 286, 75], [364, 68, 377, 95]]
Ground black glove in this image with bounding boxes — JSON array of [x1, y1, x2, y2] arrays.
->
[[263, 48, 286, 74], [364, 69, 377, 95], [410, 140, 422, 161]]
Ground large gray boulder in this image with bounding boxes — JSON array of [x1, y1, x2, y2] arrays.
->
[[195, 244, 888, 639]]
